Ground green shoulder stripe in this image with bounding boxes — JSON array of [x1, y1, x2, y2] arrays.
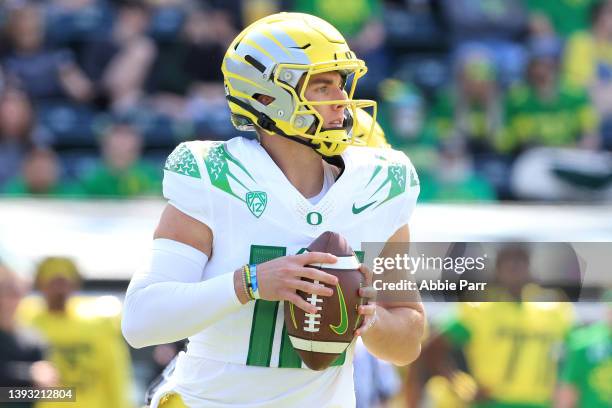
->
[[202, 142, 256, 202], [164, 144, 201, 178], [371, 162, 407, 208], [362, 152, 419, 210]]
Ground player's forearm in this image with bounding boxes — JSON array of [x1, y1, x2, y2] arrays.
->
[[122, 274, 241, 348], [121, 239, 242, 348], [362, 305, 425, 366]]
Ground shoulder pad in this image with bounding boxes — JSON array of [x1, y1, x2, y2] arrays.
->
[[165, 142, 203, 179]]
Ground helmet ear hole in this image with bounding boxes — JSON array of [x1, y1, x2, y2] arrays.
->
[[253, 93, 275, 106]]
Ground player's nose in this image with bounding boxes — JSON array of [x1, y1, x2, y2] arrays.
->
[[331, 89, 348, 111]]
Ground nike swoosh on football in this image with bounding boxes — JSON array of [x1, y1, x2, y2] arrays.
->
[[351, 201, 376, 214], [329, 283, 348, 335]]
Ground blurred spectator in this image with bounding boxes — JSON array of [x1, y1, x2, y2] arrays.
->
[[502, 47, 599, 154], [429, 48, 503, 155], [0, 88, 35, 187], [2, 3, 94, 103], [420, 244, 574, 407], [0, 264, 59, 408], [290, 0, 388, 94], [80, 123, 161, 197], [425, 48, 510, 197], [81, 1, 156, 112], [440, 0, 529, 84], [556, 290, 612, 408], [527, 12, 563, 60], [378, 79, 429, 147], [418, 144, 496, 203], [353, 338, 401, 408], [148, 4, 232, 119], [45, 0, 113, 52], [564, 0, 612, 118], [1, 148, 83, 197], [507, 41, 611, 201], [20, 257, 133, 408], [525, 0, 601, 36], [377, 78, 495, 202]]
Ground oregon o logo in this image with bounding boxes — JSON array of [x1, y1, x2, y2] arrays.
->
[[306, 211, 323, 225]]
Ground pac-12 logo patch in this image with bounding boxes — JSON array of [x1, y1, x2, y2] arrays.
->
[[246, 191, 267, 218]]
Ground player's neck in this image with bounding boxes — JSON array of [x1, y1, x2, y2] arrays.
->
[[260, 133, 324, 199]]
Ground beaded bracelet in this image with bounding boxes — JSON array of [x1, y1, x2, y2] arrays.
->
[[244, 264, 255, 300], [240, 265, 252, 301]]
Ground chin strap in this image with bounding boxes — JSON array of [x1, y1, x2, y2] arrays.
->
[[227, 95, 323, 152]]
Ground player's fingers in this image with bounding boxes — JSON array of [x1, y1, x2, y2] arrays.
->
[[286, 293, 317, 314], [358, 304, 376, 315], [297, 251, 337, 266], [358, 264, 373, 284], [355, 310, 378, 337], [291, 279, 333, 297], [296, 267, 338, 286], [359, 286, 377, 301]]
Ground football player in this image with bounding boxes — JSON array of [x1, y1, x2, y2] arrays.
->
[[122, 12, 423, 408], [420, 244, 574, 408], [20, 257, 132, 408], [140, 107, 390, 407]]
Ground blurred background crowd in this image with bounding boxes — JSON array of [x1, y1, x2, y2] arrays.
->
[[2, 0, 612, 201]]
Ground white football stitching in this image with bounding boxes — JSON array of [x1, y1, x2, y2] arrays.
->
[[303, 280, 324, 333]]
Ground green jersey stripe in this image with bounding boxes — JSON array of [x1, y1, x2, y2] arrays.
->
[[247, 300, 279, 366], [246, 245, 287, 366]]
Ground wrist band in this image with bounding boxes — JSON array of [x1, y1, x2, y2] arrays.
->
[[244, 265, 255, 300], [249, 264, 261, 300]]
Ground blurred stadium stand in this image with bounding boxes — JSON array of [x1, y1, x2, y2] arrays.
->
[[1, 0, 611, 201]]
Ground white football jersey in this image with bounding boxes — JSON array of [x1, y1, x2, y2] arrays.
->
[[153, 137, 419, 407]]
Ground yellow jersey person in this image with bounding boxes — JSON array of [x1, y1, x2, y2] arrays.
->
[[19, 257, 133, 408]]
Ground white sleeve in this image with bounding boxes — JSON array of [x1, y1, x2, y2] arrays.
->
[[121, 239, 242, 349]]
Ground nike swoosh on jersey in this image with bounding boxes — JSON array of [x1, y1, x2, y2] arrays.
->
[[351, 201, 376, 214], [330, 283, 348, 335]]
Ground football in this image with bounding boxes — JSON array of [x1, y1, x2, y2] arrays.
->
[[284, 231, 365, 370]]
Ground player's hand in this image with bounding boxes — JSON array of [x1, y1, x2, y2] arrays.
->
[[257, 252, 339, 314], [355, 264, 377, 337]]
